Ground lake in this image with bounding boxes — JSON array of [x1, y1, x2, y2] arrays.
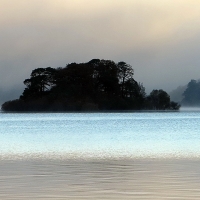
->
[[0, 111, 200, 199]]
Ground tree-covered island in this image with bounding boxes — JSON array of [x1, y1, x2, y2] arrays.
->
[[1, 59, 180, 111]]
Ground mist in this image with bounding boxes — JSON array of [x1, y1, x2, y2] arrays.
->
[[1, 0, 200, 104]]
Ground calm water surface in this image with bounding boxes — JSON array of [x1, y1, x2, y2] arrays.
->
[[0, 111, 200, 199]]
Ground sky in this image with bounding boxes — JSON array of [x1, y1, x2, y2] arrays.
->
[[1, 0, 200, 103]]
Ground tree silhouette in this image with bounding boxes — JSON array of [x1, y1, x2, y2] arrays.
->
[[146, 89, 180, 110], [21, 67, 56, 100]]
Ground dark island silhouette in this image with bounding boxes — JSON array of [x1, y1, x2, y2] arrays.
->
[[1, 59, 180, 111]]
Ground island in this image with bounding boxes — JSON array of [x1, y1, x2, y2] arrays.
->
[[1, 59, 180, 111]]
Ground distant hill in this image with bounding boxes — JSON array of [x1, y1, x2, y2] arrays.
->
[[169, 85, 187, 103], [170, 79, 200, 107], [181, 79, 200, 106]]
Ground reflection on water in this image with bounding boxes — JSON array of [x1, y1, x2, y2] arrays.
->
[[0, 158, 200, 199]]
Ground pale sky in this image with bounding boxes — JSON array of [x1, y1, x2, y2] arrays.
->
[[1, 0, 200, 103]]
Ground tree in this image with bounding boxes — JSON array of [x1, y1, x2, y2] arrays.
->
[[170, 101, 181, 110], [117, 62, 134, 98], [20, 67, 56, 100], [147, 89, 170, 110]]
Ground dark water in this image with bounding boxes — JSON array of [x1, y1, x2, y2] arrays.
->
[[1, 112, 200, 199]]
